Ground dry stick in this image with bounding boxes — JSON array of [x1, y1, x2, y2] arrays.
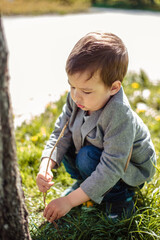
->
[[124, 146, 133, 172], [43, 120, 69, 230], [43, 120, 69, 206]]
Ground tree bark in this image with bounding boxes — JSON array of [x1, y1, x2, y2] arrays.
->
[[0, 18, 31, 240]]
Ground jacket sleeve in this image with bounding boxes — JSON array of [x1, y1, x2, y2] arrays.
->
[[80, 103, 135, 203], [41, 93, 73, 167]]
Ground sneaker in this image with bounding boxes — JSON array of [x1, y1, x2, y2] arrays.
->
[[106, 198, 135, 221], [61, 180, 83, 197]]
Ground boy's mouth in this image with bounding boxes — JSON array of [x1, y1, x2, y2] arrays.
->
[[77, 103, 85, 109]]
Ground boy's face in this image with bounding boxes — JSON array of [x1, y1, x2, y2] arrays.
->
[[68, 70, 114, 114]]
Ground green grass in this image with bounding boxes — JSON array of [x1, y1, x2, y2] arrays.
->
[[15, 70, 160, 240], [1, 0, 160, 16], [92, 0, 160, 12], [0, 0, 91, 16]]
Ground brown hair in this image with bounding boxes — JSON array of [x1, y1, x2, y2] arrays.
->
[[66, 32, 128, 87]]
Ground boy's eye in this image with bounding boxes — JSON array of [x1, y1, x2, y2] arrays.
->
[[70, 86, 91, 94]]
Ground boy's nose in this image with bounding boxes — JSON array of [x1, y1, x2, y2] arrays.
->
[[74, 89, 81, 102]]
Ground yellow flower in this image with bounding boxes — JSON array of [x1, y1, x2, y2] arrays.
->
[[131, 82, 140, 89], [40, 127, 46, 136], [31, 135, 38, 142], [83, 200, 94, 208], [136, 109, 146, 113], [155, 115, 160, 121], [87, 201, 94, 208], [136, 103, 147, 113]]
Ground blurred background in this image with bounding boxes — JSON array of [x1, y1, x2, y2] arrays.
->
[[1, 2, 160, 238], [1, 0, 160, 127]]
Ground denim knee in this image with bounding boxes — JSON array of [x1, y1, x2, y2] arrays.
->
[[76, 145, 102, 179]]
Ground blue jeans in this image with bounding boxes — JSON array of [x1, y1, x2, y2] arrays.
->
[[63, 145, 139, 203]]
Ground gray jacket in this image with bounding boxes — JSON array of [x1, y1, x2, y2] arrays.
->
[[42, 87, 156, 203]]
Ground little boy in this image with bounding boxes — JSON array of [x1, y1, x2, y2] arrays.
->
[[36, 32, 156, 222]]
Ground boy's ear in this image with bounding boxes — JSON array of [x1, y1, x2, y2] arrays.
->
[[110, 80, 121, 96]]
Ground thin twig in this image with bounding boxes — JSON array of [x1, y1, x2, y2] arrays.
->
[[124, 146, 133, 172], [42, 120, 69, 231], [43, 120, 69, 206]]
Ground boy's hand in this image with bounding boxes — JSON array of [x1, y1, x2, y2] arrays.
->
[[43, 187, 90, 222], [36, 169, 54, 193], [43, 196, 72, 222]]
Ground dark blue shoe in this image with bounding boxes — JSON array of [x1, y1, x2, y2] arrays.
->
[[106, 198, 135, 221]]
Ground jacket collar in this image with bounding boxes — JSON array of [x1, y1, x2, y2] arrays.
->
[[81, 109, 103, 145]]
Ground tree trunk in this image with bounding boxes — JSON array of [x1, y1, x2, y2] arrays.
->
[[0, 18, 31, 240]]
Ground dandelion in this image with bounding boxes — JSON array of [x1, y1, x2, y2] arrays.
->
[[136, 109, 146, 113], [131, 82, 140, 89], [31, 135, 38, 142], [86, 201, 94, 208], [136, 102, 148, 113], [155, 115, 160, 121], [20, 138, 25, 143], [40, 127, 46, 136], [83, 200, 94, 208]]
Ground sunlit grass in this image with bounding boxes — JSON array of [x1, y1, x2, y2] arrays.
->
[[0, 0, 91, 16], [1, 0, 160, 16], [15, 71, 160, 239]]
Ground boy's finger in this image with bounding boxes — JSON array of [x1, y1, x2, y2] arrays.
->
[[37, 176, 54, 188], [39, 182, 54, 191], [48, 182, 54, 186], [38, 172, 52, 182], [46, 173, 53, 181], [39, 186, 47, 193], [43, 205, 50, 218], [40, 178, 54, 187], [49, 212, 58, 222], [43, 179, 54, 186]]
